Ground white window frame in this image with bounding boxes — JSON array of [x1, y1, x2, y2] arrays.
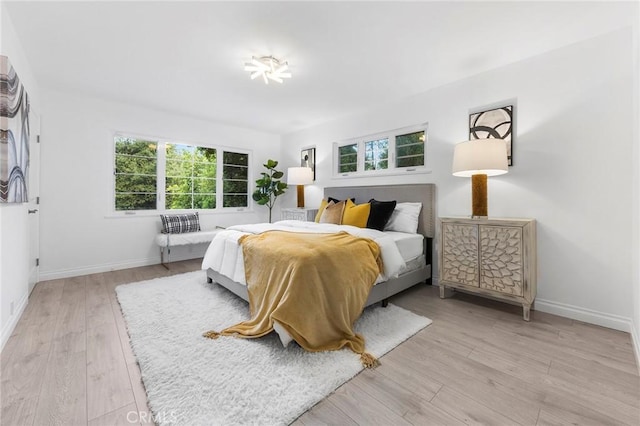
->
[[110, 132, 252, 216], [332, 123, 430, 178]]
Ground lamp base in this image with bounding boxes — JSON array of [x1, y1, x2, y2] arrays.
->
[[296, 185, 305, 208], [471, 174, 488, 218]]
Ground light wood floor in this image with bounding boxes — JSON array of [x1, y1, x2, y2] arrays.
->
[[1, 259, 638, 426]]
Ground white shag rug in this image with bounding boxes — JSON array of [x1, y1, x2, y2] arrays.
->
[[116, 270, 432, 426]]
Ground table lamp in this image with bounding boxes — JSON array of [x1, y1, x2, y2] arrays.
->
[[287, 167, 314, 208], [452, 138, 508, 218]]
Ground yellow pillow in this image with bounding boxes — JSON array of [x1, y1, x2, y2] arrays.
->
[[319, 200, 345, 224], [342, 199, 371, 228], [315, 199, 329, 222]]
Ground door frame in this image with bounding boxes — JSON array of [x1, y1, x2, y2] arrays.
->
[[27, 108, 40, 294]]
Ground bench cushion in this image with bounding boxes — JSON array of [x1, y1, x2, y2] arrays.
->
[[156, 230, 222, 248]]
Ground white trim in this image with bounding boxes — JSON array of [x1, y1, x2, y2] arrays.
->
[[632, 320, 640, 375], [104, 207, 254, 219], [332, 168, 433, 180], [157, 137, 167, 208], [39, 247, 208, 281], [534, 298, 632, 333], [40, 257, 159, 281], [433, 283, 635, 335], [1, 292, 29, 352]]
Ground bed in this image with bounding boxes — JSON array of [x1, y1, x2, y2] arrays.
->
[[203, 183, 436, 308]]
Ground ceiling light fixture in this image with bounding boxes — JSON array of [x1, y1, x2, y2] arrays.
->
[[243, 56, 291, 84]]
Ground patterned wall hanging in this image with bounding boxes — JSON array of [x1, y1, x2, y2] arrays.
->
[[301, 147, 315, 181], [1, 55, 31, 203], [469, 105, 513, 166]]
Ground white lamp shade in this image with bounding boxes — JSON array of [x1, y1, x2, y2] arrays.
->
[[452, 139, 509, 177], [287, 167, 314, 185]]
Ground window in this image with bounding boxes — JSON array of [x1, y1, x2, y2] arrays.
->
[[113, 135, 250, 212], [338, 143, 358, 173], [333, 124, 428, 177], [222, 151, 249, 207], [364, 138, 389, 171], [165, 144, 217, 209], [395, 130, 425, 168], [114, 137, 158, 211]]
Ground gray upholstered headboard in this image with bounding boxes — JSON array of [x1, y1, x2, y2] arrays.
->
[[324, 184, 436, 238]]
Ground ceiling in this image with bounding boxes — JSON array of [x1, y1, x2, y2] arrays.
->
[[4, 1, 636, 134]]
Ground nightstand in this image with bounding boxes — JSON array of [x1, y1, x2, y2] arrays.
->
[[281, 208, 319, 222], [439, 217, 537, 320]]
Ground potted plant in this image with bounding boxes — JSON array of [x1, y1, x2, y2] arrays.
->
[[252, 159, 287, 223]]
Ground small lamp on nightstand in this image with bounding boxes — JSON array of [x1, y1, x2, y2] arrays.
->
[[287, 167, 314, 208], [452, 138, 508, 218]]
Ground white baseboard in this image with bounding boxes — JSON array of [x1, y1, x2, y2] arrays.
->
[[1, 291, 29, 352], [631, 320, 640, 375], [40, 244, 209, 281], [39, 252, 203, 281], [39, 257, 158, 281], [434, 283, 633, 334], [534, 298, 632, 333]]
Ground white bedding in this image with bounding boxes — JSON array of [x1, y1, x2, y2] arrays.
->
[[384, 231, 424, 262], [201, 220, 407, 286]]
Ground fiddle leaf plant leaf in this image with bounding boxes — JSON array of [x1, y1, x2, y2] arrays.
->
[[266, 159, 278, 169]]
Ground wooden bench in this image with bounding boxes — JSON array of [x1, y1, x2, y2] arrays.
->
[[155, 229, 223, 268]]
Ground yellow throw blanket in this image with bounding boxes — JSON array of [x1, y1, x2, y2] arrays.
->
[[203, 231, 383, 367]]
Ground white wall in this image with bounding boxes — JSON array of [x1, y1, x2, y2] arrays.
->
[[281, 28, 637, 332], [0, 5, 41, 349], [39, 90, 281, 280]]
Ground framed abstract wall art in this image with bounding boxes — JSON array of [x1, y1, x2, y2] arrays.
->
[[301, 147, 315, 181], [1, 55, 31, 203], [469, 104, 513, 166]]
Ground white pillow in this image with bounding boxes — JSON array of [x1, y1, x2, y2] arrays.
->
[[384, 202, 422, 234]]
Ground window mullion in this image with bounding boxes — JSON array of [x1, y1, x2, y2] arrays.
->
[[191, 155, 195, 210], [157, 141, 167, 210], [217, 150, 223, 210], [389, 135, 395, 170]]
